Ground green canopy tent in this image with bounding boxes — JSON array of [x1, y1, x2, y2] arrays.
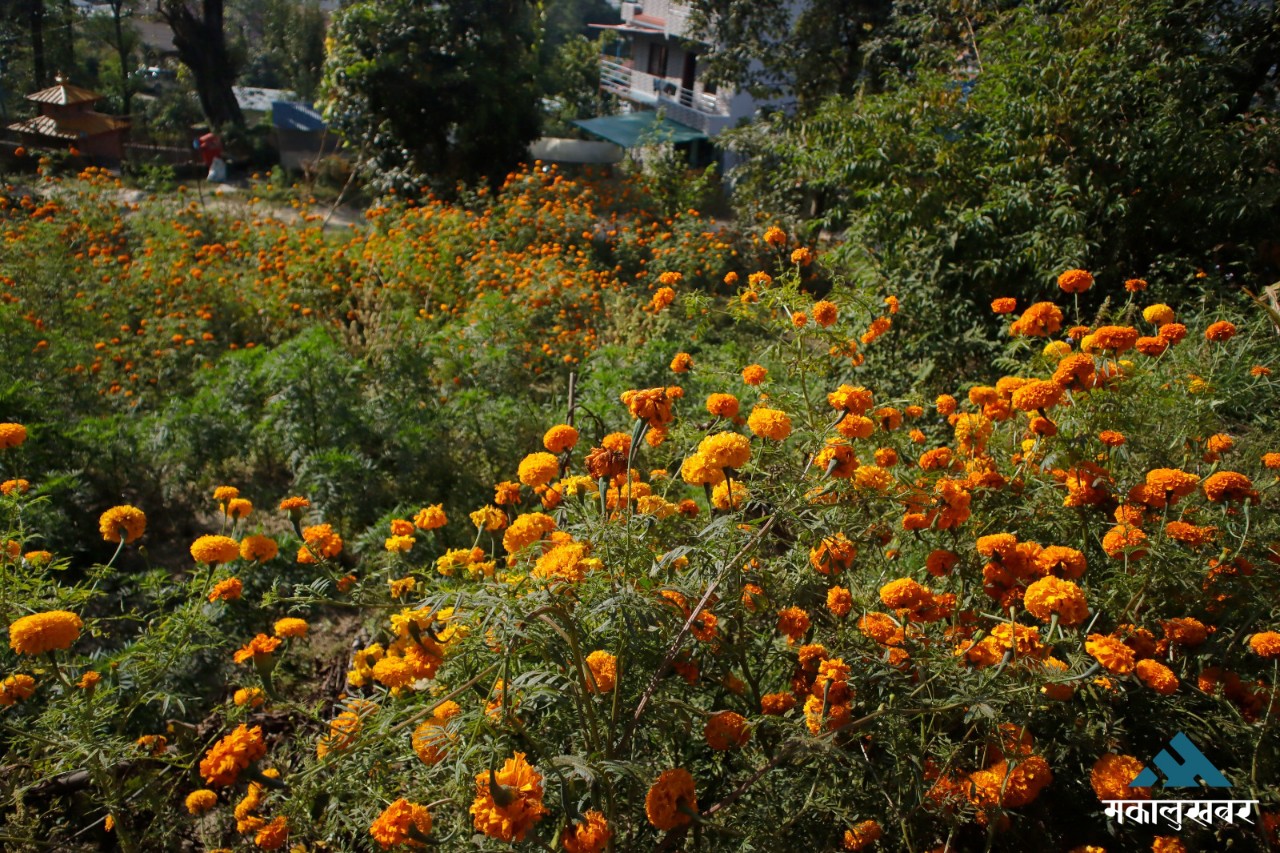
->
[[573, 112, 707, 161]]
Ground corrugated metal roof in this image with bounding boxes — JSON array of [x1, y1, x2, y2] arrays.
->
[[573, 112, 705, 148], [8, 112, 128, 140], [26, 82, 102, 106], [272, 101, 326, 133]]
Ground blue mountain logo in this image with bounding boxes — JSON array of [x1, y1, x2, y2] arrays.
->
[[1129, 732, 1231, 788]]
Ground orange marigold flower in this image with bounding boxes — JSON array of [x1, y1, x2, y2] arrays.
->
[[1144, 468, 1200, 504], [1125, 278, 1148, 292], [470, 753, 548, 843], [274, 618, 308, 639], [200, 724, 266, 787], [278, 495, 310, 513], [1058, 268, 1094, 293], [741, 364, 767, 385], [1010, 302, 1064, 337], [1102, 524, 1148, 559], [563, 810, 611, 853], [813, 300, 838, 326], [1036, 545, 1086, 579], [936, 394, 958, 415], [543, 424, 579, 454], [858, 613, 904, 646], [370, 799, 432, 849], [1, 479, 30, 496], [880, 577, 931, 611], [0, 423, 29, 449], [255, 815, 289, 849], [680, 452, 726, 486], [213, 486, 240, 502], [777, 606, 810, 644], [208, 577, 243, 602], [191, 535, 240, 565], [697, 432, 751, 469], [1205, 320, 1237, 342], [1135, 659, 1178, 695], [991, 297, 1017, 314], [585, 650, 617, 693], [240, 535, 278, 563], [926, 549, 959, 576], [645, 768, 698, 831], [517, 452, 560, 489], [413, 504, 447, 530], [747, 407, 792, 440], [225, 498, 252, 519], [233, 634, 281, 665], [842, 820, 883, 851], [1011, 379, 1063, 412], [1090, 753, 1149, 801], [649, 286, 675, 311], [763, 226, 787, 247], [1249, 631, 1280, 660], [791, 311, 808, 328], [0, 673, 36, 705], [1087, 325, 1139, 353], [9, 610, 82, 655], [761, 692, 796, 715], [810, 533, 856, 575], [704, 710, 750, 750], [1098, 430, 1126, 447], [705, 393, 740, 418], [792, 247, 815, 266], [99, 505, 146, 543], [861, 316, 892, 344], [669, 352, 694, 373], [827, 585, 853, 617], [1086, 634, 1136, 674], [1203, 471, 1255, 503], [185, 789, 218, 815], [1023, 576, 1088, 627], [234, 687, 265, 707]]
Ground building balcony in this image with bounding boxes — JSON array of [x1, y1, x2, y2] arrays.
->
[[599, 58, 731, 136]]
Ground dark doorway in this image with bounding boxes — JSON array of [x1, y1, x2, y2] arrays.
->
[[681, 52, 697, 105]]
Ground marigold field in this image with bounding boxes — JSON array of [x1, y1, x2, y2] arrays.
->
[[1, 165, 1279, 852]]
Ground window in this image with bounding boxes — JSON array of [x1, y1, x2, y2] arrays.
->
[[646, 43, 668, 78]]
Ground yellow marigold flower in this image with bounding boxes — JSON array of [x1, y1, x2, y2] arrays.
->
[[502, 512, 556, 554], [389, 575, 417, 596], [1057, 268, 1093, 293], [273, 618, 308, 639], [0, 673, 36, 705], [533, 539, 596, 582], [543, 424, 579, 453], [1085, 633, 1136, 674], [470, 505, 507, 531], [761, 692, 796, 715], [777, 606, 810, 644], [880, 578, 931, 611], [697, 432, 751, 470], [585, 650, 617, 693], [827, 586, 853, 618], [470, 752, 548, 843], [842, 820, 883, 851], [254, 815, 288, 849], [517, 452, 559, 489], [1203, 470, 1255, 503], [854, 465, 892, 491], [1142, 304, 1175, 325], [1, 479, 29, 496], [0, 423, 28, 449], [233, 634, 281, 665], [747, 407, 791, 440], [9, 610, 82, 655], [1135, 659, 1178, 695], [99, 505, 146, 543], [704, 710, 750, 750], [185, 789, 218, 815], [741, 363, 767, 385], [225, 498, 252, 519], [1090, 753, 1149, 801], [563, 809, 611, 853], [1249, 631, 1280, 660], [414, 502, 450, 527], [208, 577, 243, 602], [200, 724, 266, 787], [385, 535, 415, 553], [191, 535, 240, 565], [239, 535, 278, 563], [711, 480, 748, 510], [812, 300, 838, 326], [1023, 576, 1088, 627], [299, 523, 343, 561], [1205, 320, 1237, 341], [233, 687, 265, 708], [213, 486, 240, 503], [645, 768, 698, 830], [369, 799, 433, 849]]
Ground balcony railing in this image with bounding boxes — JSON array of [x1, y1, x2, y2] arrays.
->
[[600, 58, 725, 117]]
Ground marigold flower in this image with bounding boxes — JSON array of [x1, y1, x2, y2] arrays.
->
[[1, 479, 30, 496], [370, 799, 432, 848], [741, 363, 767, 385], [1035, 546, 1086, 579], [1023, 576, 1088, 627], [225, 498, 252, 519], [1249, 631, 1280, 660], [649, 286, 675, 311], [827, 585, 853, 617], [777, 606, 810, 644], [99, 505, 146, 543], [240, 535, 278, 563], [669, 352, 694, 373], [255, 816, 288, 849], [1011, 379, 1063, 412], [208, 577, 243, 602], [77, 670, 101, 690], [1144, 468, 1199, 504], [278, 495, 310, 513], [234, 687, 265, 707], [200, 724, 266, 787], [273, 618, 308, 639], [0, 673, 36, 705], [1142, 304, 1175, 326], [1203, 471, 1255, 503], [812, 300, 838, 327], [1205, 320, 1237, 342], [704, 710, 750, 750], [1090, 753, 1149, 801], [412, 504, 447, 531], [185, 789, 218, 815], [1058, 268, 1093, 293], [191, 535, 240, 565], [645, 768, 698, 830], [213, 486, 240, 503], [412, 703, 461, 765], [517, 453, 560, 489], [563, 809, 611, 853], [9, 610, 82, 655], [711, 480, 747, 510], [926, 549, 959, 577], [1125, 278, 1148, 292], [842, 820, 883, 851], [763, 226, 787, 247], [1098, 430, 1126, 447], [991, 297, 1017, 314], [761, 692, 796, 715], [470, 752, 548, 843], [1135, 659, 1178, 694], [747, 407, 791, 440], [1086, 325, 1139, 353], [809, 533, 856, 575], [935, 394, 957, 415], [697, 432, 751, 470], [836, 414, 875, 440], [1086, 634, 1136, 674], [704, 393, 740, 419], [233, 634, 281, 665], [880, 578, 931, 611], [0, 423, 28, 449], [1010, 302, 1064, 337]]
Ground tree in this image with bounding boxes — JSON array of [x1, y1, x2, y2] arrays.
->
[[320, 0, 542, 195], [159, 0, 243, 128]]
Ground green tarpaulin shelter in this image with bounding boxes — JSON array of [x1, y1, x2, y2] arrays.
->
[[573, 112, 706, 148]]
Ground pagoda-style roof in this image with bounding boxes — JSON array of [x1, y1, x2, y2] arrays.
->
[[8, 112, 129, 140], [26, 79, 102, 106]]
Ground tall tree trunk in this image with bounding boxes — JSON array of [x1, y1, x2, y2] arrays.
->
[[110, 0, 131, 114], [28, 0, 46, 87], [159, 0, 244, 128]]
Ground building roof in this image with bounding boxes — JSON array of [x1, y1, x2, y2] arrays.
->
[[234, 86, 296, 114], [272, 101, 327, 133], [573, 112, 705, 148], [8, 112, 129, 140], [26, 80, 102, 106]]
